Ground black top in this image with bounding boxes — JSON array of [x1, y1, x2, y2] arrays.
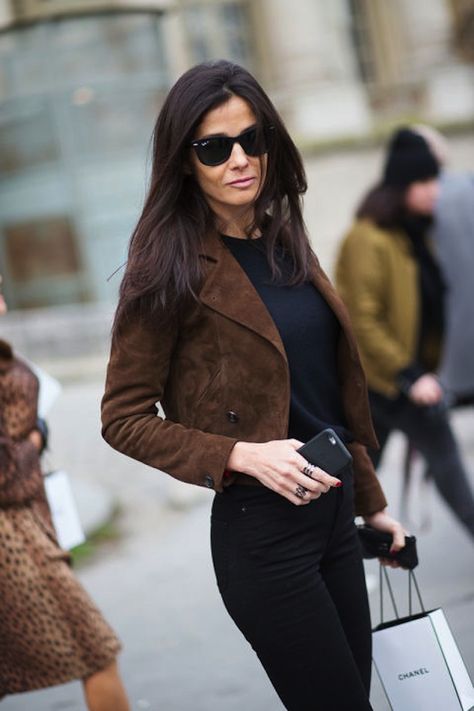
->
[[221, 235, 350, 443], [397, 214, 445, 391]]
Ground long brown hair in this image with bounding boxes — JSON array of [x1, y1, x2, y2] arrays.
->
[[356, 183, 407, 228], [114, 59, 311, 328]]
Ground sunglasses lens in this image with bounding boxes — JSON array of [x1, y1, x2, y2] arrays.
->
[[239, 128, 260, 156], [195, 137, 232, 166]]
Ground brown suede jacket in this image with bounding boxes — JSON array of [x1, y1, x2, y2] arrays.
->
[[101, 233, 387, 516]]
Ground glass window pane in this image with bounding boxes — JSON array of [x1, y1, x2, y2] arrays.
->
[[221, 2, 253, 65], [0, 100, 59, 177], [0, 11, 169, 308], [5, 216, 82, 281], [68, 87, 165, 157], [184, 2, 253, 67], [51, 14, 166, 85], [0, 25, 50, 98]]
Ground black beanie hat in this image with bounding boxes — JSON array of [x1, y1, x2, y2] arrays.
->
[[382, 127, 440, 188]]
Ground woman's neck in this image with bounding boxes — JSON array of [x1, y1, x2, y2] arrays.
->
[[214, 208, 260, 240]]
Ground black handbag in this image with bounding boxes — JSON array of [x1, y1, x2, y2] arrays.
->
[[357, 524, 418, 570]]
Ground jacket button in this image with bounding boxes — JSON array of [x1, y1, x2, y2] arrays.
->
[[203, 474, 214, 489], [226, 410, 239, 423]]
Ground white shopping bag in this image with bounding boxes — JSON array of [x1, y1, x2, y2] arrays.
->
[[44, 470, 85, 550], [373, 610, 474, 711], [372, 569, 474, 711]]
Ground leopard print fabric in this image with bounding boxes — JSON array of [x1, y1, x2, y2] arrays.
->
[[0, 346, 44, 506], [0, 341, 121, 697]]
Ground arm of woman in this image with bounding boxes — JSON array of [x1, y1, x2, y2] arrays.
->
[[363, 509, 407, 567], [102, 311, 343, 503], [101, 310, 239, 492], [226, 439, 343, 506], [348, 441, 406, 563], [0, 436, 44, 505], [0, 365, 44, 505]]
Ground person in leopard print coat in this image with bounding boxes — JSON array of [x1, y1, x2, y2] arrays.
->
[[0, 282, 129, 710]]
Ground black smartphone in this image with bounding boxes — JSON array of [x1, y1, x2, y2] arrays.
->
[[297, 428, 352, 476]]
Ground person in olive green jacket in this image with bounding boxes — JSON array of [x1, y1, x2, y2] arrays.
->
[[336, 127, 474, 540]]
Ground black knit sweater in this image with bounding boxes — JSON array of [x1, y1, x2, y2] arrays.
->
[[221, 235, 351, 443]]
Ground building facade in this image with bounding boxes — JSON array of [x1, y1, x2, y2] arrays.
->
[[0, 0, 473, 309]]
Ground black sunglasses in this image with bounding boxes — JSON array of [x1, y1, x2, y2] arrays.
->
[[190, 125, 273, 167]]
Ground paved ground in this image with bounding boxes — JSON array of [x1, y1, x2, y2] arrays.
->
[[2, 379, 474, 711]]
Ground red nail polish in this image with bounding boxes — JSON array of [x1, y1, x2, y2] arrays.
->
[[335, 481, 343, 488]]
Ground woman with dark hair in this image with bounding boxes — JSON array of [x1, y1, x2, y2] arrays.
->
[[336, 127, 474, 540], [102, 60, 405, 711], [0, 278, 130, 709]]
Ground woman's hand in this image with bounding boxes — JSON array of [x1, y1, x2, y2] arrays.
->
[[408, 373, 443, 406], [226, 439, 343, 506], [363, 509, 407, 568], [28, 429, 43, 452]]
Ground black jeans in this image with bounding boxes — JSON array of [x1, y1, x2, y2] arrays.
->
[[369, 391, 474, 539], [211, 466, 373, 711]]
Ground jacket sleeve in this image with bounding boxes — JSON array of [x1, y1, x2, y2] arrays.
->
[[101, 310, 238, 492], [336, 225, 413, 381], [0, 364, 43, 506], [0, 437, 43, 505], [347, 440, 387, 517]]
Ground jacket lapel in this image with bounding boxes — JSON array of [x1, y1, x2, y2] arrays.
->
[[199, 233, 360, 364], [198, 234, 287, 361], [309, 259, 360, 361]]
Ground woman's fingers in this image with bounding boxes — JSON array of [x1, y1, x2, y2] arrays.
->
[[379, 557, 400, 569], [290, 483, 313, 506], [227, 439, 343, 506], [279, 465, 342, 505], [287, 439, 342, 489], [302, 464, 342, 490], [389, 523, 406, 553], [265, 468, 328, 505], [286, 482, 323, 506], [363, 510, 408, 567]]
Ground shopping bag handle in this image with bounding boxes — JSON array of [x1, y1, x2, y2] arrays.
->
[[379, 565, 426, 624]]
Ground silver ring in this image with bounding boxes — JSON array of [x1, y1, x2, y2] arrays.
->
[[302, 463, 316, 478], [295, 484, 307, 499]]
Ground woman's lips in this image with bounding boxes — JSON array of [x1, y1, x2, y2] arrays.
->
[[228, 176, 256, 187]]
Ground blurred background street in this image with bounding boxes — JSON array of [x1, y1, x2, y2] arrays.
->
[[1, 0, 474, 709]]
